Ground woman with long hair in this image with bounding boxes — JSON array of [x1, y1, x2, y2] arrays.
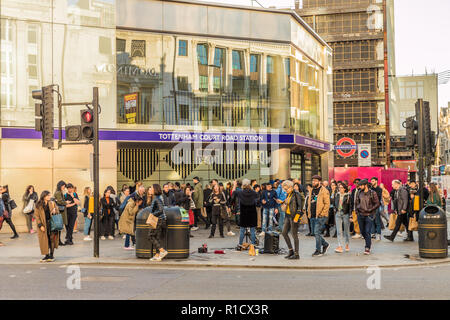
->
[[119, 192, 143, 250], [35, 190, 60, 262], [427, 183, 442, 207], [1, 185, 19, 239], [82, 187, 93, 241], [147, 184, 169, 261], [325, 181, 338, 238], [22, 185, 38, 234], [281, 180, 304, 259], [208, 184, 227, 238], [53, 180, 67, 246], [100, 188, 115, 240], [334, 184, 351, 253]]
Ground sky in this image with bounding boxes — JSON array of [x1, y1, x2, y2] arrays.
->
[[198, 0, 450, 108]]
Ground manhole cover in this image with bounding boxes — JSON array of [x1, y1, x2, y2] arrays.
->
[[81, 276, 129, 282]]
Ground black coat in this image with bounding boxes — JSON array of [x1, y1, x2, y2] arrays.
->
[[232, 189, 258, 228], [334, 193, 351, 215]]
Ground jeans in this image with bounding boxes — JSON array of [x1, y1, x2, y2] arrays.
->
[[357, 215, 374, 249], [25, 212, 34, 231], [83, 216, 92, 236], [313, 217, 328, 251], [371, 206, 383, 235], [310, 217, 317, 236], [124, 234, 136, 247], [239, 227, 256, 245], [262, 208, 275, 232], [278, 209, 286, 231], [335, 212, 350, 247], [282, 214, 300, 254]]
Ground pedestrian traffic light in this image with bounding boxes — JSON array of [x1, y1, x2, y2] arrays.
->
[[65, 125, 82, 141], [80, 109, 94, 141], [405, 116, 417, 147], [32, 85, 54, 149]]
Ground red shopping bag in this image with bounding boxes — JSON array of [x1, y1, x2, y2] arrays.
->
[[188, 209, 195, 226]]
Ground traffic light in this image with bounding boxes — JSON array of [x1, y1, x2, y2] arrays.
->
[[33, 85, 54, 149], [423, 101, 432, 154], [80, 109, 94, 141], [405, 116, 417, 147]]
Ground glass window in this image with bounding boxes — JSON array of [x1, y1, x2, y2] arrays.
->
[[250, 54, 258, 73], [213, 76, 220, 93], [214, 47, 224, 67], [177, 76, 188, 91], [116, 38, 126, 52], [285, 58, 290, 77], [199, 75, 208, 92], [28, 54, 37, 79], [178, 40, 187, 56], [28, 25, 37, 44], [232, 50, 242, 70], [197, 44, 208, 65], [267, 56, 274, 74]]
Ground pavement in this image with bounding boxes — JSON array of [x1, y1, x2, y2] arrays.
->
[[1, 224, 449, 269]]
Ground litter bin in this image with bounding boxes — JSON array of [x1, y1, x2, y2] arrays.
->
[[135, 206, 189, 259], [418, 205, 448, 258]]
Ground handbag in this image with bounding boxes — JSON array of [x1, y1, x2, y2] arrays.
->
[[23, 199, 35, 214], [388, 213, 396, 230], [146, 213, 159, 229], [50, 213, 64, 231], [408, 217, 418, 231], [9, 199, 17, 210], [299, 213, 308, 225]]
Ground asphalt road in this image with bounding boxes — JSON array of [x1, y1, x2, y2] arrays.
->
[[0, 264, 449, 300]]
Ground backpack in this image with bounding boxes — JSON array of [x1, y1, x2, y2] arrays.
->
[[119, 195, 132, 214]]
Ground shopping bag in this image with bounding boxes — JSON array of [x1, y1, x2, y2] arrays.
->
[[352, 211, 360, 234], [248, 244, 256, 256], [23, 199, 35, 214], [408, 217, 418, 231], [413, 196, 420, 211], [146, 213, 158, 229], [388, 213, 396, 230]]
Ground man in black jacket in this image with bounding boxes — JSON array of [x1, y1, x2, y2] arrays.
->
[[355, 179, 380, 255], [385, 180, 411, 242], [350, 178, 361, 239], [203, 184, 213, 230], [162, 183, 176, 207], [370, 177, 383, 241]]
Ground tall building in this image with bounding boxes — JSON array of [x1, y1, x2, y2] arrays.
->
[[0, 0, 332, 232], [297, 0, 396, 167]]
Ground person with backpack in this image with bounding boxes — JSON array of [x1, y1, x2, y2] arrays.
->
[[22, 185, 38, 234], [355, 179, 380, 255], [1, 185, 19, 239], [35, 190, 60, 262]]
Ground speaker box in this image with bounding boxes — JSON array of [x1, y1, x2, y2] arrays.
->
[[264, 231, 280, 254]]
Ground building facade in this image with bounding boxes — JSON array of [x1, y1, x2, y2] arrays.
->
[[0, 0, 332, 232], [297, 0, 395, 167]]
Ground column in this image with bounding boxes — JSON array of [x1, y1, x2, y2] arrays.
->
[[271, 148, 291, 180]]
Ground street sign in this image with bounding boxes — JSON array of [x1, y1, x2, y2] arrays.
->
[[358, 144, 371, 167], [335, 137, 357, 158]]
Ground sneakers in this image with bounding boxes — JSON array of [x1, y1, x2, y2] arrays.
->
[[40, 255, 49, 262], [122, 235, 126, 239], [83, 236, 92, 241], [47, 255, 55, 262], [352, 234, 362, 239], [123, 246, 134, 251], [108, 236, 114, 240], [322, 243, 330, 255], [375, 234, 381, 241], [30, 229, 36, 234], [364, 248, 371, 255], [159, 249, 169, 259], [288, 254, 300, 260], [335, 246, 343, 253], [227, 231, 235, 236], [312, 250, 323, 257], [150, 255, 162, 261], [191, 226, 199, 231], [345, 244, 350, 252], [100, 236, 106, 240]]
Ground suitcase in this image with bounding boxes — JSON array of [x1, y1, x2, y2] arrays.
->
[[264, 231, 280, 254]]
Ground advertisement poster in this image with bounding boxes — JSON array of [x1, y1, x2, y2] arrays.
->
[[124, 92, 138, 124]]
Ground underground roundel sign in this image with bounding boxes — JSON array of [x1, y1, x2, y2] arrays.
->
[[335, 137, 357, 158]]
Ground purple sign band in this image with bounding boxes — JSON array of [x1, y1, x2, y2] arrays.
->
[[1, 128, 330, 151]]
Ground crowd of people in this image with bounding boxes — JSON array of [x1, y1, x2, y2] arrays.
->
[[0, 175, 446, 262]]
